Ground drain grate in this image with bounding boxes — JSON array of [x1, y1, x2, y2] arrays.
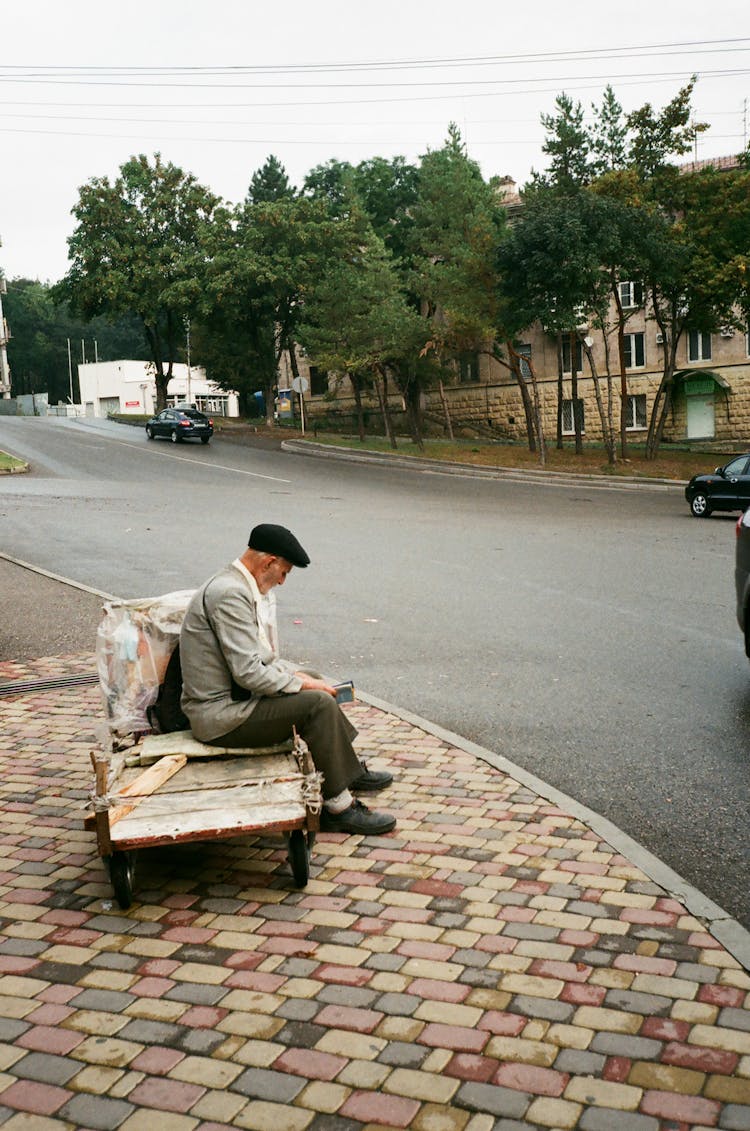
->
[[0, 672, 100, 697]]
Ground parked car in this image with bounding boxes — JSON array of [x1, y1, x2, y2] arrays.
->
[[146, 407, 213, 444], [685, 454, 750, 517], [735, 509, 750, 657]]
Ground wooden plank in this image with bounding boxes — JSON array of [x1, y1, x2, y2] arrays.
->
[[109, 754, 187, 827], [111, 801, 307, 849], [111, 780, 308, 827], [90, 750, 112, 856]]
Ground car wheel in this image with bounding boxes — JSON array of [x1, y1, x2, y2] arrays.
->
[[171, 429, 180, 443], [146, 426, 154, 439], [690, 493, 711, 518], [201, 436, 210, 444]]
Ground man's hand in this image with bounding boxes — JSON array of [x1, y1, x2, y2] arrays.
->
[[294, 672, 337, 697]]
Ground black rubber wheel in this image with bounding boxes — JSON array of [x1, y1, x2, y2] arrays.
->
[[201, 436, 210, 444], [690, 493, 711, 518], [287, 830, 310, 887], [171, 429, 180, 443], [107, 851, 136, 909], [146, 426, 154, 440]]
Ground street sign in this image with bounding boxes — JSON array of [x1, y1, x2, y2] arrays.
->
[[291, 376, 309, 394]]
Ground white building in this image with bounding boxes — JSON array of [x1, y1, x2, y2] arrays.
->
[[77, 360, 239, 418]]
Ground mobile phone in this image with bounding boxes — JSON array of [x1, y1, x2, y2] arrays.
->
[[334, 681, 355, 704]]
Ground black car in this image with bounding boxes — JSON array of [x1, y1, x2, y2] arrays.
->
[[685, 454, 750, 517], [735, 508, 750, 657], [146, 407, 213, 444]]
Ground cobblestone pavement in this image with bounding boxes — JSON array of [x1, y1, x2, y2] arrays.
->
[[0, 656, 749, 1130]]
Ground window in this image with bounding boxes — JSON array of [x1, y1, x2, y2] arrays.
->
[[308, 366, 329, 396], [459, 352, 480, 383], [618, 281, 643, 309], [561, 337, 583, 374], [688, 330, 712, 362], [562, 398, 585, 435], [516, 344, 532, 381], [623, 332, 645, 369], [625, 394, 647, 431]]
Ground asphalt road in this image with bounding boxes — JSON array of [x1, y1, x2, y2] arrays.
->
[[1, 414, 749, 929]]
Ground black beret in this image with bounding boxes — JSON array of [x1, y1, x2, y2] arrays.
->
[[248, 524, 310, 568]]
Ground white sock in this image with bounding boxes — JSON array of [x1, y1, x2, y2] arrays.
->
[[324, 789, 353, 814]]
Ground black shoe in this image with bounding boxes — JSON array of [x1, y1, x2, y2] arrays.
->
[[320, 799, 396, 835], [350, 764, 394, 792]]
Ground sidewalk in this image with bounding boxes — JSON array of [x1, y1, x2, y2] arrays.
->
[[1, 652, 749, 1131]]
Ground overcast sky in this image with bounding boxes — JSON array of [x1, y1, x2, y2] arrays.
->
[[1, 0, 748, 284]]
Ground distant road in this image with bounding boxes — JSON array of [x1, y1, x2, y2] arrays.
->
[[1, 414, 748, 929]]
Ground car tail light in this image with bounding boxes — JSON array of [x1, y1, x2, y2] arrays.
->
[[208, 419, 213, 426], [179, 420, 191, 427]]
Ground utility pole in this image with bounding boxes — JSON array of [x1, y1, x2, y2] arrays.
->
[[0, 236, 12, 399]]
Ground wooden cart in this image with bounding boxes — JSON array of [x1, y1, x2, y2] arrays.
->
[[85, 729, 321, 908]]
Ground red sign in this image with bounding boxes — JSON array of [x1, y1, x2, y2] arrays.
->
[[125, 401, 141, 407]]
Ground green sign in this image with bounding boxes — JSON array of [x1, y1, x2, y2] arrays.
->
[[684, 379, 714, 396]]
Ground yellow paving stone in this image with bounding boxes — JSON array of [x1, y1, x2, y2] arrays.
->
[[636, 940, 661, 957], [485, 1036, 558, 1067], [422, 1049, 453, 1073], [90, 934, 131, 954], [297, 1080, 352, 1113], [546, 1023, 594, 1049], [347, 885, 387, 901], [573, 1007, 642, 1034], [362, 935, 400, 953], [189, 1089, 247, 1123], [628, 1062, 704, 1094], [0, 903, 46, 922], [277, 977, 320, 999], [717, 968, 750, 990], [69, 1035, 144, 1068], [440, 930, 481, 948], [204, 914, 264, 932], [215, 1012, 285, 1040], [564, 1076, 642, 1110], [236, 1101, 315, 1131], [465, 901, 503, 919], [499, 973, 565, 999], [589, 968, 635, 989], [304, 909, 358, 928], [0, 1073, 16, 1092], [688, 1024, 750, 1055], [374, 1016, 425, 1042], [632, 974, 699, 1000], [0, 975, 53, 998], [169, 961, 229, 985], [399, 958, 463, 982], [124, 998, 188, 1023], [598, 891, 654, 908], [2, 1116, 80, 1131], [379, 890, 432, 909], [2, 922, 52, 941], [315, 1029, 387, 1060], [738, 1055, 750, 1078], [76, 969, 135, 992], [411, 1102, 471, 1131], [465, 989, 512, 1011], [526, 1096, 582, 1129], [693, 949, 742, 969], [474, 875, 517, 893], [218, 989, 284, 1013], [383, 1067, 460, 1103], [385, 922, 445, 942], [120, 1111, 199, 1131], [210, 1035, 247, 1061], [232, 1039, 286, 1067], [335, 1058, 392, 1089], [0, 1045, 25, 1072], [369, 972, 409, 993], [671, 1001, 719, 1024], [486, 953, 533, 974], [109, 1071, 145, 1099], [705, 1074, 750, 1103], [257, 954, 286, 973], [39, 944, 99, 964], [534, 911, 594, 931], [414, 1001, 483, 1027], [313, 944, 369, 966], [63, 1010, 130, 1036], [521, 1019, 551, 1042], [211, 931, 264, 951], [70, 1065, 125, 1094], [528, 895, 567, 911], [169, 1055, 243, 1088], [0, 995, 36, 1020], [466, 916, 506, 935], [122, 938, 180, 958], [237, 887, 288, 902]]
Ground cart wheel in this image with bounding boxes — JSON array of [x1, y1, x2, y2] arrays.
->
[[287, 830, 310, 887], [107, 851, 136, 909]]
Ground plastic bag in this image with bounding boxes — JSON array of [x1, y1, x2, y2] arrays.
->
[[96, 590, 194, 735]]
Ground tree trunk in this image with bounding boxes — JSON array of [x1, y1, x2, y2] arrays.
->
[[499, 341, 536, 452], [570, 331, 583, 455], [375, 368, 397, 449], [611, 281, 629, 460], [438, 379, 454, 440], [352, 375, 366, 441], [556, 333, 564, 450], [582, 338, 616, 465], [507, 342, 545, 466], [645, 311, 678, 460]]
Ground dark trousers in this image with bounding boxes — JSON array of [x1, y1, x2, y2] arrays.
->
[[209, 690, 361, 800]]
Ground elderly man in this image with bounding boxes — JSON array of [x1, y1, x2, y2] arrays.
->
[[179, 523, 395, 835]]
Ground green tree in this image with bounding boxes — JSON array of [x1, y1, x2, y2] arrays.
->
[[55, 153, 220, 410], [246, 154, 296, 204]]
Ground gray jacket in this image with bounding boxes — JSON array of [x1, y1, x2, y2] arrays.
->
[[180, 564, 303, 741]]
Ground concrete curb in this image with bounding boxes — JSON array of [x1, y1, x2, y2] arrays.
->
[[7, 550, 748, 972], [281, 438, 687, 492]]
